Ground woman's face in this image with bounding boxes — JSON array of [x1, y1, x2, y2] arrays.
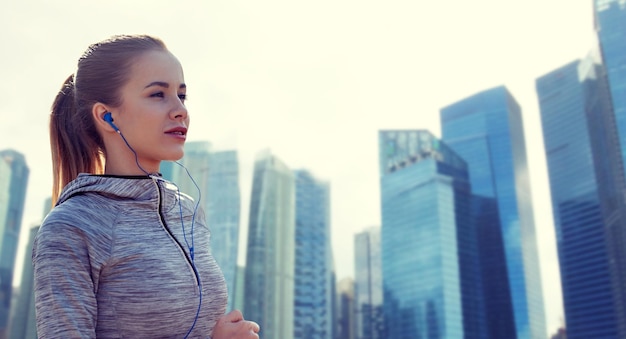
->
[[113, 50, 189, 172]]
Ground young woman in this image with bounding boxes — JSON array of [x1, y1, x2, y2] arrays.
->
[[32, 34, 259, 338]]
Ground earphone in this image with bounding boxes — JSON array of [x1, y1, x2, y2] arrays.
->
[[102, 111, 203, 337], [103, 112, 120, 132]]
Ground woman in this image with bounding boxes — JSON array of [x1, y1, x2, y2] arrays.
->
[[32, 34, 259, 338]]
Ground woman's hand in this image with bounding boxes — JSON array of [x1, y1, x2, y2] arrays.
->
[[212, 310, 260, 339]]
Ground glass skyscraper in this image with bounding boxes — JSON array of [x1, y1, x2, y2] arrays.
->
[[8, 197, 50, 339], [595, 0, 626, 175], [166, 141, 241, 311], [378, 130, 485, 338], [354, 227, 383, 339], [244, 150, 295, 339], [336, 277, 355, 339], [206, 150, 241, 312], [293, 170, 333, 339], [0, 149, 29, 334], [536, 55, 626, 338], [594, 1, 626, 335], [8, 226, 38, 339], [440, 86, 546, 339]]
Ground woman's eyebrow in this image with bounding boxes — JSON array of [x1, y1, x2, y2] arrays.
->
[[144, 81, 187, 89]]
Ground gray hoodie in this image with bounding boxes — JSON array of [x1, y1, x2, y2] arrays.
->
[[32, 174, 227, 338]]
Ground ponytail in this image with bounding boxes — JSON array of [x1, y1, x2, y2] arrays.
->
[[49, 74, 104, 205], [48, 35, 167, 206]]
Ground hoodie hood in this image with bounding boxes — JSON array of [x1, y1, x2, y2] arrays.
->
[[57, 174, 158, 205], [56, 173, 191, 211]]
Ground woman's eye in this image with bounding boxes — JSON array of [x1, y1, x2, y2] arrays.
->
[[150, 92, 165, 98], [178, 94, 187, 101]]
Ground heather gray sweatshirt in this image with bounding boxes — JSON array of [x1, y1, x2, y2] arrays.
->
[[32, 174, 228, 338]]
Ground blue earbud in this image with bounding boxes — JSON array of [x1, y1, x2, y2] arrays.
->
[[103, 112, 120, 132]]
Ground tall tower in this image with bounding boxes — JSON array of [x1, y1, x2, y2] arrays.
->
[[353, 227, 383, 339], [8, 226, 38, 339], [8, 197, 51, 339], [244, 150, 295, 339], [440, 86, 546, 338], [378, 130, 485, 338], [536, 55, 626, 338], [595, 0, 626, 175], [206, 150, 241, 312], [172, 142, 241, 311], [336, 277, 355, 339], [293, 170, 333, 339], [0, 150, 29, 335]]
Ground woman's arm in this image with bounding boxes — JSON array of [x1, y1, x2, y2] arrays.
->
[[32, 222, 100, 338]]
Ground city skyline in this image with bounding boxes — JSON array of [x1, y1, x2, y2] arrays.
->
[[0, 0, 599, 334]]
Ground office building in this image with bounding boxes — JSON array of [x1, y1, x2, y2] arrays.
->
[[0, 150, 29, 335], [293, 170, 333, 339], [336, 277, 355, 339], [244, 150, 295, 339], [169, 142, 241, 311], [354, 227, 383, 339], [379, 130, 485, 338], [441, 87, 546, 338], [595, 0, 626, 173], [536, 55, 626, 338]]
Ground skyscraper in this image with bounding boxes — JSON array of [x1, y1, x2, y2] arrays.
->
[[440, 86, 546, 339], [595, 0, 626, 174], [8, 197, 51, 339], [0, 149, 29, 335], [293, 169, 333, 339], [206, 150, 241, 312], [378, 130, 485, 338], [8, 226, 38, 339], [594, 1, 626, 334], [336, 277, 355, 339], [244, 150, 295, 339], [353, 227, 383, 339], [536, 55, 626, 338], [170, 141, 241, 311]]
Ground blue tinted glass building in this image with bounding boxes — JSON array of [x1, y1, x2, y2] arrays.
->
[[354, 227, 384, 339], [293, 170, 333, 339], [536, 55, 626, 338], [207, 150, 241, 312], [379, 130, 485, 338], [167, 142, 239, 311], [0, 150, 29, 333], [167, 142, 241, 312], [244, 150, 295, 339], [336, 277, 356, 339], [595, 0, 626, 174], [8, 197, 50, 339], [441, 87, 546, 339], [595, 1, 626, 334]]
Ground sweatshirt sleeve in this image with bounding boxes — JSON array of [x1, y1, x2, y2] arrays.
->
[[32, 221, 101, 339]]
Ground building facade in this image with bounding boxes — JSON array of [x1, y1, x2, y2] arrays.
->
[[244, 151, 295, 339], [206, 150, 241, 312], [8, 226, 38, 339], [353, 227, 384, 339], [166, 142, 241, 311], [595, 0, 626, 174], [0, 150, 29, 335], [440, 87, 546, 338], [336, 277, 355, 339], [536, 55, 626, 338], [378, 130, 485, 338], [293, 170, 333, 339]]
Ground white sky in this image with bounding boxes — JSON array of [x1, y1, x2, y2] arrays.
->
[[1, 0, 597, 335]]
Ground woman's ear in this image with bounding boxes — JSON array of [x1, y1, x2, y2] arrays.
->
[[92, 103, 117, 132]]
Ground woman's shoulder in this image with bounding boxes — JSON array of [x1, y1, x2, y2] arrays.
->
[[40, 195, 119, 235]]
